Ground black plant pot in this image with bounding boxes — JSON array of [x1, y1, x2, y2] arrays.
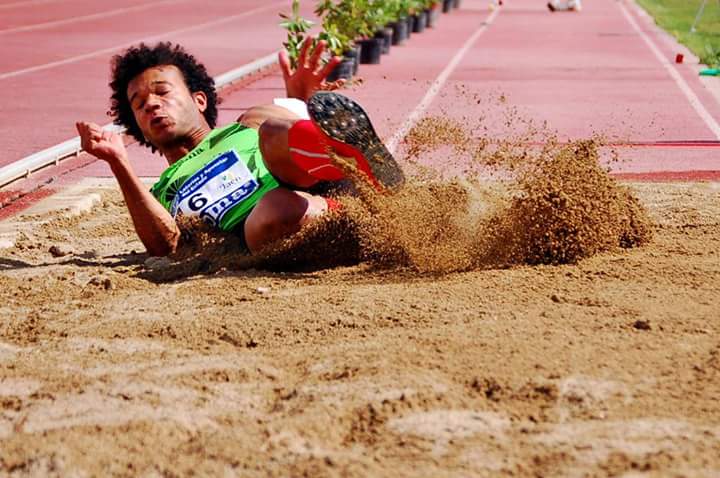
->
[[412, 11, 427, 33], [374, 27, 393, 54], [329, 48, 359, 81], [353, 44, 361, 73], [359, 38, 382, 64], [327, 55, 354, 82], [390, 19, 408, 45], [442, 0, 452, 13], [453, 0, 461, 8], [426, 7, 440, 27], [405, 16, 414, 39]]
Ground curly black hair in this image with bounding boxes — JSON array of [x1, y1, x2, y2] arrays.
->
[[109, 42, 218, 150]]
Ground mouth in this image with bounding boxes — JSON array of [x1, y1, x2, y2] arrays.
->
[[150, 116, 170, 128]]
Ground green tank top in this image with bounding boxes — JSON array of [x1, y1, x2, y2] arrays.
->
[[150, 123, 279, 231]]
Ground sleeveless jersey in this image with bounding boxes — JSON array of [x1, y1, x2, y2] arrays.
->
[[150, 124, 278, 231]]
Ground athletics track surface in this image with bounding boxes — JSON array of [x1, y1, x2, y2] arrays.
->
[[0, 0, 719, 218]]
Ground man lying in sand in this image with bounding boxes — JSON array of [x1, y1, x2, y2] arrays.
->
[[76, 39, 404, 256]]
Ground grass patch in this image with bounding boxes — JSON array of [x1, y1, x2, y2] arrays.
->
[[636, 0, 720, 66]]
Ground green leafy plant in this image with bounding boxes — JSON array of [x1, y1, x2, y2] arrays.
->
[[407, 0, 425, 14], [315, 0, 363, 53], [386, 0, 411, 20], [318, 22, 352, 56], [279, 0, 315, 68], [701, 43, 720, 68], [359, 0, 394, 35]]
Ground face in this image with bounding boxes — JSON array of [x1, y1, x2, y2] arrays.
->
[[127, 65, 208, 149]]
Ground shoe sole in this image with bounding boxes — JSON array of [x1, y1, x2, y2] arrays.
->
[[307, 92, 405, 189]]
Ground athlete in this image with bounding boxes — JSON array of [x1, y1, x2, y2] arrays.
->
[[547, 0, 582, 11], [76, 38, 404, 256]]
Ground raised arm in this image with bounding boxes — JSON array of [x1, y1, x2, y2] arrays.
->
[[278, 37, 343, 102], [76, 122, 180, 256]]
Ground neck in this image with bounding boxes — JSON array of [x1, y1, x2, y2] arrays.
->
[[160, 124, 212, 164]]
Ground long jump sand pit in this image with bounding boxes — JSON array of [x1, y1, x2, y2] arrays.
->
[[1, 137, 719, 476]]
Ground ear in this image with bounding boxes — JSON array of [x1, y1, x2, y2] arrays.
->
[[193, 91, 208, 113]]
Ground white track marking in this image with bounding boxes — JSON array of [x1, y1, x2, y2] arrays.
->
[[0, 0, 62, 10], [618, 0, 720, 140], [386, 8, 500, 155], [0, 1, 285, 81], [0, 52, 279, 188], [0, 0, 192, 35]]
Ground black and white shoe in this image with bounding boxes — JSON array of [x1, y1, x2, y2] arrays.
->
[[307, 91, 405, 190]]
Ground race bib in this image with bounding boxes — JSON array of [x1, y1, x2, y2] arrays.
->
[[170, 149, 259, 228]]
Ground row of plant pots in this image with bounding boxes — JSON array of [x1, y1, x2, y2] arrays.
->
[[327, 2, 458, 81], [280, 0, 464, 82]]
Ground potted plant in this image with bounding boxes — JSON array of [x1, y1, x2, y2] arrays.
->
[[279, 0, 315, 70], [361, 0, 394, 55], [314, 0, 361, 78], [395, 0, 415, 41], [424, 0, 441, 28], [320, 24, 357, 80], [409, 0, 428, 33], [386, 0, 411, 45], [316, 0, 382, 66], [352, 0, 393, 61]]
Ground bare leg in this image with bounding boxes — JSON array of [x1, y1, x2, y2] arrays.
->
[[237, 104, 301, 129], [237, 105, 336, 252], [243, 188, 328, 253], [239, 105, 323, 188]]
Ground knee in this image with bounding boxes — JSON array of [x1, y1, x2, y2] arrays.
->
[[244, 189, 309, 252], [258, 118, 292, 159]]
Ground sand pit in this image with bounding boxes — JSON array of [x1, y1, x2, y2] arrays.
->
[[1, 170, 719, 475]]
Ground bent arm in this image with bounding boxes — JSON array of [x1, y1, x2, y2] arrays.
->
[[75, 121, 179, 256], [110, 157, 180, 257], [278, 37, 342, 102]]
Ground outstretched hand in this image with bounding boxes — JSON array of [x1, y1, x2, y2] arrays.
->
[[279, 37, 345, 102], [76, 121, 127, 164]]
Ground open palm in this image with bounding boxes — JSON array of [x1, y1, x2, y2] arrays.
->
[[279, 37, 343, 102]]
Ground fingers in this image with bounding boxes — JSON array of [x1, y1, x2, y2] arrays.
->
[[75, 121, 109, 153], [76, 121, 100, 137], [308, 40, 326, 74], [76, 121, 95, 149], [298, 36, 312, 70], [278, 49, 292, 81]]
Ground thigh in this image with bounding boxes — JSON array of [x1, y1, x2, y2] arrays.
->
[[237, 104, 301, 130]]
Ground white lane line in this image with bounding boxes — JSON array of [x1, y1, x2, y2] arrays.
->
[[0, 0, 61, 10], [0, 1, 285, 81], [0, 0, 193, 36], [387, 8, 500, 155], [0, 52, 279, 189], [618, 0, 720, 140]]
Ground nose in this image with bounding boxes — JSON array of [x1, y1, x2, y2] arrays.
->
[[144, 93, 162, 113]]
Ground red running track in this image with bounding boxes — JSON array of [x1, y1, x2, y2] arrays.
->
[[0, 0, 719, 217], [0, 0, 313, 165]]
